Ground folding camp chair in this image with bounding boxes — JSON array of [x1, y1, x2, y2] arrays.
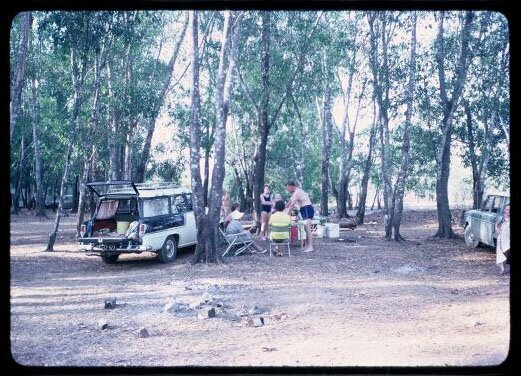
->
[[268, 225, 291, 258], [219, 227, 256, 257]]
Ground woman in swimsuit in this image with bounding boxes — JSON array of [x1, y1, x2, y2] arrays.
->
[[260, 185, 273, 240]]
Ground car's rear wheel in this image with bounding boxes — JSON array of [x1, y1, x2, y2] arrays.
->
[[464, 225, 479, 248], [101, 254, 120, 264], [158, 236, 177, 263]]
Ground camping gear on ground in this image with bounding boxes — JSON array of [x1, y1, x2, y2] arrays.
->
[[117, 221, 131, 234], [325, 223, 340, 238], [316, 224, 326, 238]]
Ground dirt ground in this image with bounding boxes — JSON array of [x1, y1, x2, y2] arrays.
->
[[10, 209, 510, 367]]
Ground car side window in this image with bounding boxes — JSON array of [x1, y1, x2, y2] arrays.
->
[[173, 195, 188, 213], [117, 199, 131, 213], [143, 197, 170, 217], [170, 196, 180, 214], [185, 193, 193, 211]]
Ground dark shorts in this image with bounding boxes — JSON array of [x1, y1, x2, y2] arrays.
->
[[261, 205, 272, 213], [505, 249, 511, 264], [300, 205, 314, 220]]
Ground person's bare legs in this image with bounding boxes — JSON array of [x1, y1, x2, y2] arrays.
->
[[260, 212, 268, 240], [252, 240, 267, 254], [303, 219, 314, 252], [499, 262, 506, 275]]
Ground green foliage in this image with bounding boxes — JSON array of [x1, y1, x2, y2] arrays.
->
[[10, 10, 509, 211]]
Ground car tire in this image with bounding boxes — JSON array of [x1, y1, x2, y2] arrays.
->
[[158, 236, 177, 263], [464, 225, 479, 248], [101, 254, 120, 264]]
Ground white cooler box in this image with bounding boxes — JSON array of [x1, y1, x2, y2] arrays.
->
[[325, 223, 340, 238]]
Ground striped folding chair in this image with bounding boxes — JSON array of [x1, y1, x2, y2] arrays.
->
[[268, 225, 291, 257]]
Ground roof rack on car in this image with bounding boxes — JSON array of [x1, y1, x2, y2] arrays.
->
[[134, 182, 180, 192]]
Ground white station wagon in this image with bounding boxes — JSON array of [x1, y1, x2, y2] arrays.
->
[[78, 180, 197, 264]]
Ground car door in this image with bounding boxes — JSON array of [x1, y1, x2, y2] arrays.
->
[[141, 197, 184, 250], [183, 193, 197, 245], [479, 196, 497, 246], [172, 193, 196, 247]]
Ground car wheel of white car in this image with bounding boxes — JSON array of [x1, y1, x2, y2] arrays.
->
[[464, 225, 479, 248], [158, 236, 177, 263]]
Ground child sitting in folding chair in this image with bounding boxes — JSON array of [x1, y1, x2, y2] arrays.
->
[[269, 201, 292, 257], [223, 204, 266, 256]]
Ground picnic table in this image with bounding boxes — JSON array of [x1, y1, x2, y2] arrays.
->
[[290, 217, 325, 249]]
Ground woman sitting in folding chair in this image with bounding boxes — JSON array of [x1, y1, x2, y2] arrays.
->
[[224, 204, 267, 255], [269, 201, 292, 257]]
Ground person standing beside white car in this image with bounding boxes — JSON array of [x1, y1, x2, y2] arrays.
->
[[495, 204, 510, 275]]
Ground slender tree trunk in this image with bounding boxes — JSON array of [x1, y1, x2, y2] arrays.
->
[[252, 12, 271, 233], [189, 11, 208, 261], [320, 85, 333, 216], [368, 12, 394, 239], [464, 102, 481, 209], [476, 116, 493, 209], [336, 63, 355, 219], [77, 61, 100, 236], [106, 61, 121, 180], [232, 165, 247, 209], [433, 11, 473, 238], [10, 12, 32, 142], [356, 101, 378, 224], [202, 146, 210, 207], [191, 11, 242, 263], [290, 93, 307, 188], [71, 174, 79, 213], [392, 13, 417, 241], [136, 14, 189, 183], [12, 136, 26, 214], [31, 79, 46, 217], [46, 38, 85, 251]]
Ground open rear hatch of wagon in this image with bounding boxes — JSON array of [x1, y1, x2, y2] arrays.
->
[[79, 180, 151, 253]]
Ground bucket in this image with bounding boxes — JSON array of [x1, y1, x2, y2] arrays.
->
[[325, 223, 340, 238], [316, 224, 326, 238], [117, 221, 131, 235]]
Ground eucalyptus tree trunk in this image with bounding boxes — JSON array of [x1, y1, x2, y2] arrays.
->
[[356, 101, 378, 224], [392, 12, 417, 241], [191, 11, 242, 264], [76, 46, 103, 237], [10, 12, 32, 142], [290, 93, 307, 187], [105, 61, 121, 181], [202, 146, 210, 207], [31, 79, 46, 217], [475, 113, 493, 209], [433, 11, 473, 239], [12, 136, 25, 214], [320, 85, 333, 217], [336, 73, 353, 219], [464, 102, 482, 209], [46, 36, 86, 251], [252, 11, 271, 233], [368, 12, 394, 239], [136, 14, 189, 183]]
